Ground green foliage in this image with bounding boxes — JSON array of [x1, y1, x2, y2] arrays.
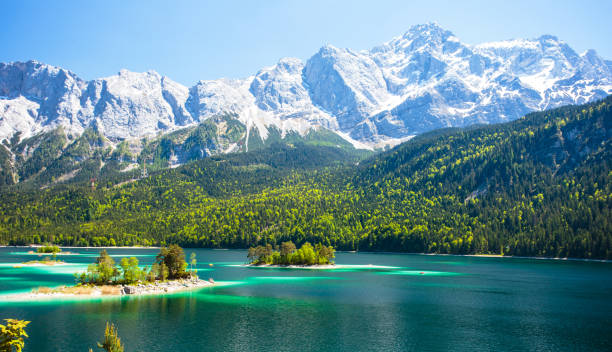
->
[[146, 263, 160, 282], [36, 245, 61, 253], [280, 241, 296, 260], [0, 144, 15, 187], [137, 113, 247, 169], [110, 141, 134, 162], [160, 263, 169, 281], [247, 244, 273, 265], [76, 246, 192, 284], [76, 250, 119, 285], [91, 322, 124, 352], [315, 243, 336, 264], [246, 125, 359, 152], [0, 97, 611, 259], [15, 128, 67, 181], [1, 122, 364, 192], [248, 241, 335, 265], [0, 319, 30, 352], [189, 252, 197, 273], [119, 257, 144, 284], [156, 245, 189, 279]]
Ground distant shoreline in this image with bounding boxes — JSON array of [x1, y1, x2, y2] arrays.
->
[[1, 246, 609, 263], [417, 253, 610, 263], [0, 245, 160, 249], [335, 251, 612, 263]]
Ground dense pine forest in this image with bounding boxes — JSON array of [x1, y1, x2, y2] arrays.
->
[[0, 97, 610, 259]]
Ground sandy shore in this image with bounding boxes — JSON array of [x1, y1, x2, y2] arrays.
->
[[25, 250, 80, 256], [14, 261, 70, 267], [2, 278, 216, 302], [418, 253, 611, 262], [246, 264, 337, 269], [242, 264, 399, 270]]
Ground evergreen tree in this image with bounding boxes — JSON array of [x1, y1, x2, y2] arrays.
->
[[0, 319, 30, 352], [91, 322, 124, 352], [156, 245, 189, 279]]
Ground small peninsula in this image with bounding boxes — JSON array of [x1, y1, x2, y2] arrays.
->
[[7, 245, 214, 301], [247, 241, 335, 267]]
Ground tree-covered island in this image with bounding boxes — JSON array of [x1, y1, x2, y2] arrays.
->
[[36, 245, 61, 254], [18, 245, 65, 266], [247, 241, 335, 266], [70, 244, 212, 296], [8, 245, 214, 300], [76, 244, 193, 285]]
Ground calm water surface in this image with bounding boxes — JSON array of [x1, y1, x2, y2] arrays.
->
[[0, 247, 610, 351]]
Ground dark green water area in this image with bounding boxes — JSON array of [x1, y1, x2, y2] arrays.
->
[[0, 248, 610, 351]]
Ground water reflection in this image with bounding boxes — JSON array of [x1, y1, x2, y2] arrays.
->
[[0, 248, 610, 352]]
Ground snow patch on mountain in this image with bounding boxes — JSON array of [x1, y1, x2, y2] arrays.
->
[[355, 24, 611, 142], [0, 96, 41, 140], [303, 45, 393, 131], [0, 23, 611, 150], [79, 70, 194, 139], [188, 73, 322, 141]]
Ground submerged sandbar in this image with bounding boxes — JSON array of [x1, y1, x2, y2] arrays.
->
[[240, 264, 399, 270]]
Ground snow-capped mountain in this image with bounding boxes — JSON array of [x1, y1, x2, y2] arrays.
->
[[357, 24, 612, 141], [1, 23, 611, 150], [0, 61, 195, 140]]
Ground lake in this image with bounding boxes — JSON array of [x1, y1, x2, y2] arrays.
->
[[0, 247, 611, 351]]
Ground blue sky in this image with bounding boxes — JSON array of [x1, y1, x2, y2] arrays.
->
[[1, 0, 610, 85]]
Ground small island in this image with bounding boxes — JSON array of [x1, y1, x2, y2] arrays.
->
[[24, 244, 76, 257], [35, 244, 62, 254], [7, 245, 213, 301], [247, 241, 335, 266], [20, 259, 66, 266], [17, 245, 66, 266]]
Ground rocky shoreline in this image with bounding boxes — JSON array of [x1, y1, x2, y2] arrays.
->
[[119, 277, 215, 295], [2, 278, 215, 302]]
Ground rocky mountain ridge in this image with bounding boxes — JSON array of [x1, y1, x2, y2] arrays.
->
[[0, 23, 611, 186], [2, 23, 611, 149]]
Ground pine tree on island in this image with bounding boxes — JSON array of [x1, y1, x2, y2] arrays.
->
[[76, 245, 195, 286]]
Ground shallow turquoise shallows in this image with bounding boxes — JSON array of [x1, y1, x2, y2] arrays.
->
[[0, 248, 611, 351]]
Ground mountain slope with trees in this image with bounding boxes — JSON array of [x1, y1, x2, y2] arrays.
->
[[0, 97, 610, 259]]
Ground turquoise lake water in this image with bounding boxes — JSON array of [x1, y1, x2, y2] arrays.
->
[[0, 247, 611, 351]]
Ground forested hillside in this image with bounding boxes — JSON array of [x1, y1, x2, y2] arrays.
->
[[0, 97, 610, 259], [0, 111, 365, 189]]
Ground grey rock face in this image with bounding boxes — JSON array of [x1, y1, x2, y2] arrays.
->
[[1, 23, 611, 148], [303, 45, 390, 131], [0, 60, 85, 131], [250, 58, 307, 111]]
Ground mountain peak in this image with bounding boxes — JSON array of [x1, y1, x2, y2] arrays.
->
[[0, 60, 73, 76], [317, 44, 342, 56], [1, 25, 611, 149], [402, 22, 453, 40], [117, 69, 161, 79], [537, 34, 560, 43], [376, 22, 462, 55], [275, 57, 304, 72]]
